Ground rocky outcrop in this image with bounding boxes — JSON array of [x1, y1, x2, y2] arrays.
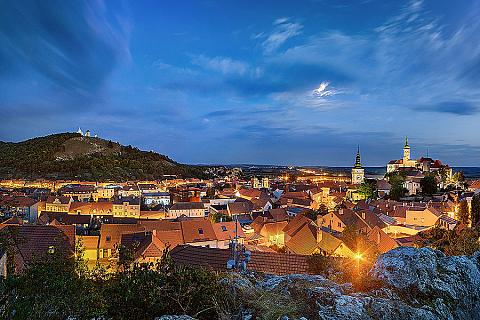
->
[[226, 247, 480, 320]]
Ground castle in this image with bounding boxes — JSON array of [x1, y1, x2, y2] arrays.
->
[[387, 137, 452, 178]]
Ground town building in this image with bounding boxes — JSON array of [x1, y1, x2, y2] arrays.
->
[[351, 147, 365, 185]]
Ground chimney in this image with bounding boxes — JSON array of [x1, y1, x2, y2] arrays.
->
[[317, 227, 323, 243], [152, 229, 157, 237], [361, 211, 365, 220]]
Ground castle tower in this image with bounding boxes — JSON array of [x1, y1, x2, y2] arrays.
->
[[85, 130, 91, 137], [262, 177, 269, 189], [403, 136, 410, 162], [351, 146, 365, 185]]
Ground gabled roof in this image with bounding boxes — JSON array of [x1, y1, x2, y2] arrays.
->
[[46, 196, 71, 205], [227, 201, 253, 215], [268, 208, 289, 222], [367, 226, 399, 254], [213, 221, 244, 241], [0, 224, 75, 273], [283, 214, 313, 237], [285, 223, 318, 255], [180, 219, 216, 243]]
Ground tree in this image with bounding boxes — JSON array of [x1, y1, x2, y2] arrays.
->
[[420, 175, 438, 195], [456, 200, 470, 225], [471, 193, 480, 227], [387, 173, 406, 200], [358, 180, 377, 200]]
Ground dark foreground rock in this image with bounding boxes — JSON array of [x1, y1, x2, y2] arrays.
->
[[224, 247, 480, 320]]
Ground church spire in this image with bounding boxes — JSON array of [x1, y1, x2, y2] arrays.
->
[[354, 146, 362, 168], [404, 136, 409, 148]]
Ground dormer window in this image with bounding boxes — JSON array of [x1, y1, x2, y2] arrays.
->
[[106, 235, 111, 242], [198, 228, 204, 235], [221, 226, 227, 232]]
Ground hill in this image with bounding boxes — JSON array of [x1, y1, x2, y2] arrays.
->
[[0, 133, 208, 180]]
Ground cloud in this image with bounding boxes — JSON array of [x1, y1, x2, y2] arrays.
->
[[260, 18, 303, 54], [416, 101, 478, 115], [313, 81, 339, 97], [191, 55, 250, 75], [0, 0, 130, 97]]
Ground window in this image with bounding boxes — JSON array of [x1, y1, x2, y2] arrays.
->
[[198, 228, 204, 235], [106, 235, 111, 242], [221, 225, 227, 232], [48, 245, 55, 254], [337, 222, 342, 228]]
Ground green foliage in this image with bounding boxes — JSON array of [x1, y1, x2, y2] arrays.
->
[[387, 173, 407, 200], [420, 175, 438, 195], [307, 251, 334, 276], [456, 200, 470, 225], [0, 248, 231, 320], [357, 179, 377, 200], [472, 194, 480, 227], [418, 226, 480, 256], [0, 133, 208, 180]]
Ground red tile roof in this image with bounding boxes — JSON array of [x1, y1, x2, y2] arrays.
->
[[170, 245, 310, 275]]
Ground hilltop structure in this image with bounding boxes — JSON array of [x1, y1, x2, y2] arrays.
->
[[387, 137, 452, 178]]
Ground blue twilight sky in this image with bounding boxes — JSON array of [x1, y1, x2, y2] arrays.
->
[[1, 0, 480, 166]]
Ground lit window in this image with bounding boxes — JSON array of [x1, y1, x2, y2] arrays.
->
[[48, 245, 55, 254]]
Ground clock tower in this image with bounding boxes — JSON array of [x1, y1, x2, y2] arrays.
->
[[352, 147, 365, 185]]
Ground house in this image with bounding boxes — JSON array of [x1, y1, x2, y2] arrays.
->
[[167, 202, 205, 218], [0, 224, 75, 275], [119, 185, 141, 198], [45, 196, 72, 213], [93, 186, 116, 201], [322, 208, 369, 233], [99, 224, 143, 259], [78, 235, 100, 265], [137, 183, 160, 195], [112, 197, 141, 218], [316, 228, 355, 258], [69, 201, 113, 215], [376, 180, 391, 198], [250, 216, 288, 247], [180, 219, 217, 248], [212, 221, 245, 249], [120, 231, 165, 264], [405, 206, 442, 227], [0, 196, 38, 222], [367, 226, 399, 254], [59, 185, 95, 202], [38, 211, 91, 235], [284, 222, 319, 255], [436, 215, 458, 230], [143, 192, 171, 206], [227, 201, 253, 217]]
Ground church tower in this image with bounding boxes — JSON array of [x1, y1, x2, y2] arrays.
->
[[351, 147, 365, 185], [403, 136, 410, 162]]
